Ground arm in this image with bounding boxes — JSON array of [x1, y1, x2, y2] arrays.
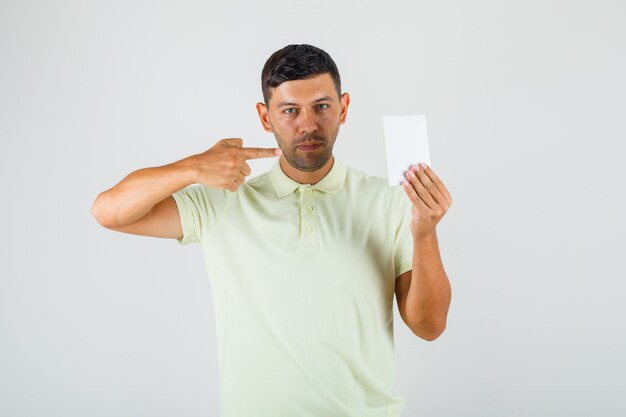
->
[[92, 160, 196, 238], [403, 232, 451, 340], [91, 138, 281, 237], [400, 162, 453, 341]]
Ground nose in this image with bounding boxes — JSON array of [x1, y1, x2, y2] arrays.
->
[[298, 108, 318, 134]]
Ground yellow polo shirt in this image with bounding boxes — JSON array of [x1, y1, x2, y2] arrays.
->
[[172, 156, 414, 417]]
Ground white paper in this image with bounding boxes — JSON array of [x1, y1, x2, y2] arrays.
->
[[382, 114, 431, 186]]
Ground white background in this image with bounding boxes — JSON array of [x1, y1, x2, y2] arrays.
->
[[1, 1, 625, 416]]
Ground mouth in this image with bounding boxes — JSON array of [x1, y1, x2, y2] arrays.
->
[[297, 142, 323, 151]]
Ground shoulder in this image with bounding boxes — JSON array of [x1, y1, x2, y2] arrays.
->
[[344, 165, 386, 187], [237, 170, 274, 197], [244, 170, 270, 186], [341, 165, 409, 221], [344, 165, 404, 201], [174, 183, 229, 200]]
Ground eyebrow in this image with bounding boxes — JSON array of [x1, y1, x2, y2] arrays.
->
[[276, 96, 334, 108]]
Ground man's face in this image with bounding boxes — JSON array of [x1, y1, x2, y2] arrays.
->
[[256, 72, 350, 172]]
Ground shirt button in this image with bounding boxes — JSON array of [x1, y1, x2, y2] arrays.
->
[[306, 227, 314, 233], [305, 189, 313, 193], [306, 206, 313, 212]]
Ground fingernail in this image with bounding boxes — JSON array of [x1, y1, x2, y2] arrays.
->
[[419, 162, 428, 170], [275, 149, 283, 155]]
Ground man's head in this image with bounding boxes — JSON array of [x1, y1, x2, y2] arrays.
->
[[260, 44, 342, 106], [256, 44, 350, 172]]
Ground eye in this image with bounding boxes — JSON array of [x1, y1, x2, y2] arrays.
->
[[284, 108, 297, 114], [318, 103, 329, 110]]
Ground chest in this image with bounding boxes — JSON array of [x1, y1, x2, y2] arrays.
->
[[212, 189, 392, 254]]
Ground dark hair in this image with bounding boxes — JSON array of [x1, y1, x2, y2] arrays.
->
[[261, 44, 341, 106]]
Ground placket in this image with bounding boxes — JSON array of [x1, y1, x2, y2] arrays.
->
[[297, 185, 318, 247]]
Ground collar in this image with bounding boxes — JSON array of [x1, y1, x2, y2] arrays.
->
[[268, 156, 347, 198]]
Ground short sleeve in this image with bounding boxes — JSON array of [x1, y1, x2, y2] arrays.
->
[[171, 184, 229, 245], [392, 186, 414, 277]]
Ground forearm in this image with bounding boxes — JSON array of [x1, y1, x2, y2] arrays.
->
[[405, 231, 452, 339], [92, 156, 198, 227]]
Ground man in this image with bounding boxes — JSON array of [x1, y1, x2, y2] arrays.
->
[[92, 44, 452, 416]]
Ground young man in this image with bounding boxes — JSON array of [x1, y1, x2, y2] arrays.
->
[[92, 44, 452, 416]]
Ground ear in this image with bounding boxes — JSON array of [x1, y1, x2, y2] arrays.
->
[[256, 102, 273, 132], [339, 92, 350, 125]]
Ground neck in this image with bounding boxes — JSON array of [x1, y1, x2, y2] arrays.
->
[[279, 155, 335, 185]]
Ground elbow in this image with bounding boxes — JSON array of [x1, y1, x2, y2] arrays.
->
[[421, 325, 446, 342], [409, 318, 447, 342], [91, 193, 114, 228]]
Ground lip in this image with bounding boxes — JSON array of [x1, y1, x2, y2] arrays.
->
[[297, 142, 322, 151]]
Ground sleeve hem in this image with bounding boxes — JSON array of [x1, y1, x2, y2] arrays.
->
[[395, 259, 413, 278], [171, 192, 194, 245]]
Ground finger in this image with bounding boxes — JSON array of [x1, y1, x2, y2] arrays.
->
[[402, 179, 429, 210], [418, 163, 452, 206], [406, 168, 438, 210], [233, 173, 245, 185], [240, 161, 251, 177], [241, 147, 282, 160], [412, 165, 446, 206], [221, 138, 243, 147]]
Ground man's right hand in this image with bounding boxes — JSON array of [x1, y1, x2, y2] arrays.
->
[[189, 138, 282, 191], [92, 137, 281, 237]]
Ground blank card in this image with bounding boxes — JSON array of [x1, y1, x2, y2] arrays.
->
[[382, 114, 431, 186]]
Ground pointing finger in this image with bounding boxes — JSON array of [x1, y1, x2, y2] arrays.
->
[[221, 138, 243, 147], [241, 147, 282, 160]]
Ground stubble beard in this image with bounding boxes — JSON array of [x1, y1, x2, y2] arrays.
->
[[274, 124, 340, 172]]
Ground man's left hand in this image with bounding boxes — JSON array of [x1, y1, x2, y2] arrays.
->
[[402, 163, 453, 239]]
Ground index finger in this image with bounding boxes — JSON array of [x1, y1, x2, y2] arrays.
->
[[241, 147, 282, 160], [221, 138, 243, 147]]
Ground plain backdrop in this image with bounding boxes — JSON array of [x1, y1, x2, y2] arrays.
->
[[1, 1, 625, 416]]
